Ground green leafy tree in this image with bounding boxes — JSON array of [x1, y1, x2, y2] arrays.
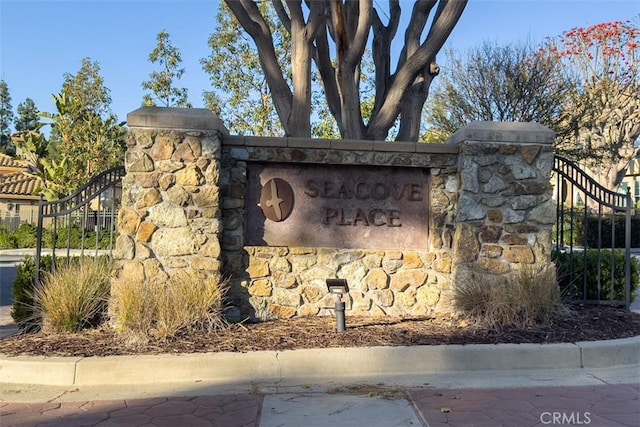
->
[[202, 1, 287, 136], [60, 58, 113, 120], [425, 41, 570, 141], [13, 125, 60, 200], [219, 0, 467, 141], [142, 30, 191, 108], [15, 98, 41, 132], [57, 59, 125, 178], [15, 59, 125, 200], [0, 80, 15, 155]]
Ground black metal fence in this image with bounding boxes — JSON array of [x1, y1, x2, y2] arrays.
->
[[552, 155, 633, 309], [35, 166, 125, 284]]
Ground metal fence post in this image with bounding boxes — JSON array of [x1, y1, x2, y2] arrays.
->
[[625, 188, 632, 310], [35, 195, 45, 285]]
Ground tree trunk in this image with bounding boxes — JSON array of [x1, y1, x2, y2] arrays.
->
[[313, 25, 344, 136], [287, 1, 323, 137], [367, 0, 467, 140], [397, 69, 434, 141], [225, 0, 468, 141], [224, 0, 293, 134], [371, 2, 400, 123], [331, 0, 371, 140]]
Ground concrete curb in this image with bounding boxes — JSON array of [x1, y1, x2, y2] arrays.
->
[[1, 336, 638, 387]]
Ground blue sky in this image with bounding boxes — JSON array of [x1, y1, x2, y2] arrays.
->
[[1, 0, 639, 128]]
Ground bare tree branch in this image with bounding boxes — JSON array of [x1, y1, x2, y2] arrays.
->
[[313, 22, 343, 136], [346, 0, 372, 68], [397, 0, 436, 68], [221, 0, 467, 141]]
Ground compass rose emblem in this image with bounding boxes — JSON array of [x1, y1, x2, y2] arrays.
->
[[259, 178, 294, 222]]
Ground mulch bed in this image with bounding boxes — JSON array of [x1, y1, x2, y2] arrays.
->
[[0, 305, 638, 358]]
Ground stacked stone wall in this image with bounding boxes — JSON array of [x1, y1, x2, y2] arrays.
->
[[114, 108, 226, 290], [220, 137, 459, 319], [450, 124, 556, 287], [118, 109, 556, 322]]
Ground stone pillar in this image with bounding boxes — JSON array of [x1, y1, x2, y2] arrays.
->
[[448, 122, 556, 291], [114, 107, 227, 285]]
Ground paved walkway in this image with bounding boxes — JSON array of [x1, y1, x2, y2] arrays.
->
[[1, 382, 638, 426]]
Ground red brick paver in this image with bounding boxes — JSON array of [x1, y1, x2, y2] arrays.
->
[[0, 394, 262, 427], [409, 384, 640, 427]]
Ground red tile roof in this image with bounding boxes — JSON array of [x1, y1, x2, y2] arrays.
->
[[0, 171, 42, 198], [0, 153, 29, 170]]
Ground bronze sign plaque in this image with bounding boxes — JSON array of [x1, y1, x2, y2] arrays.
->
[[246, 163, 430, 249], [259, 178, 294, 222]]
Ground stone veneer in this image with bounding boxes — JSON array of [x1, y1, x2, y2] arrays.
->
[[117, 108, 556, 322], [114, 108, 227, 293]]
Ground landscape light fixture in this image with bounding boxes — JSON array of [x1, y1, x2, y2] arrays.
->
[[326, 279, 349, 332]]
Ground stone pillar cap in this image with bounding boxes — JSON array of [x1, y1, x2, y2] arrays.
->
[[447, 121, 554, 145], [127, 107, 228, 134]]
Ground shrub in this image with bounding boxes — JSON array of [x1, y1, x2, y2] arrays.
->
[[556, 208, 640, 248], [110, 270, 227, 343], [11, 256, 53, 329], [454, 266, 561, 329], [32, 257, 113, 333], [555, 249, 639, 304], [14, 224, 38, 248], [0, 224, 118, 250], [0, 230, 17, 248]]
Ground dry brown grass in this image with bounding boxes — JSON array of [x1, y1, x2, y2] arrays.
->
[[32, 257, 112, 333], [109, 270, 227, 345], [454, 265, 562, 329]]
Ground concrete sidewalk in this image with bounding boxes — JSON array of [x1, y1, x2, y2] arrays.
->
[[6, 385, 637, 427], [1, 368, 638, 426], [1, 340, 639, 426], [2, 250, 639, 426]]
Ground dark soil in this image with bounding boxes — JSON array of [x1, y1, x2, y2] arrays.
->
[[1, 305, 638, 358]]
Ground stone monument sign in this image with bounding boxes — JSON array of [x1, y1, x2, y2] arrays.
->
[[245, 163, 430, 249], [121, 109, 556, 320]]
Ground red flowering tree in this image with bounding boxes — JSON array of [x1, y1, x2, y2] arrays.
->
[[541, 20, 640, 193]]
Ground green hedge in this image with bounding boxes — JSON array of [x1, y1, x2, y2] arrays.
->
[[0, 224, 116, 250], [555, 249, 639, 304], [556, 209, 640, 248]]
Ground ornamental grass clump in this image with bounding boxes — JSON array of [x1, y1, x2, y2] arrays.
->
[[110, 270, 227, 344], [454, 265, 561, 329], [32, 257, 113, 333]]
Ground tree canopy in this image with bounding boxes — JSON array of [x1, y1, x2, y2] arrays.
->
[[540, 20, 640, 193], [15, 98, 41, 133], [0, 80, 15, 155], [14, 59, 125, 200], [202, 1, 287, 136], [426, 41, 570, 140], [221, 0, 468, 141], [142, 30, 191, 108], [424, 20, 639, 194]]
